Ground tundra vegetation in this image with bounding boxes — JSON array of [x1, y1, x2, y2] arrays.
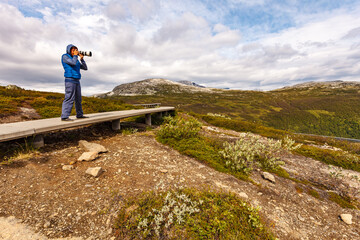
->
[[0, 86, 136, 119], [109, 83, 360, 139], [114, 188, 275, 239], [2, 83, 360, 238], [156, 116, 301, 179]]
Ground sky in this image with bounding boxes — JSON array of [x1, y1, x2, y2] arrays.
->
[[0, 0, 360, 95]]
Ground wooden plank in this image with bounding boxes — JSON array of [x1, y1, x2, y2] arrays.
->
[[0, 107, 174, 142]]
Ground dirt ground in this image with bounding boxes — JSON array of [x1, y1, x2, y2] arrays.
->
[[0, 121, 359, 240]]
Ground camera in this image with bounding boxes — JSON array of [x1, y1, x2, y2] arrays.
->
[[79, 51, 92, 57]]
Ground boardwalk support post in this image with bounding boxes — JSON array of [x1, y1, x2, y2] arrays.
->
[[112, 119, 121, 131], [145, 114, 151, 126], [33, 135, 44, 148]]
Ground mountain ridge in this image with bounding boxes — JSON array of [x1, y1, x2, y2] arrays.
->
[[276, 80, 360, 91], [97, 78, 217, 97]]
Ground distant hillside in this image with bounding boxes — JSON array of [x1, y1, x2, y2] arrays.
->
[[277, 80, 360, 91], [104, 79, 360, 139], [97, 78, 218, 97]]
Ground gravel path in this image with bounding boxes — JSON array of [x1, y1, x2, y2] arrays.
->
[[0, 216, 82, 240]]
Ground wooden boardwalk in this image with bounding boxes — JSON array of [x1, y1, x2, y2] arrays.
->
[[0, 107, 174, 145]]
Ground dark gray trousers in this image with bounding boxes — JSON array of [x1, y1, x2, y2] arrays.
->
[[61, 81, 83, 119]]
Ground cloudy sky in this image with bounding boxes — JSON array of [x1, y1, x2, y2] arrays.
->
[[1, 0, 360, 95]]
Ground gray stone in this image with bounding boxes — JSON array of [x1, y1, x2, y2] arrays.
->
[[298, 214, 305, 222], [262, 172, 276, 183], [340, 214, 353, 225], [238, 192, 248, 199], [79, 140, 108, 153], [78, 152, 99, 161], [62, 165, 74, 171], [86, 167, 103, 177]]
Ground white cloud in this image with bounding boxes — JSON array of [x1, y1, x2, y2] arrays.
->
[[154, 12, 209, 44], [105, 0, 160, 22], [0, 1, 360, 95]]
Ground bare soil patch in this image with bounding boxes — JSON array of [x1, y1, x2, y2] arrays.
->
[[0, 107, 41, 124], [0, 124, 359, 239]]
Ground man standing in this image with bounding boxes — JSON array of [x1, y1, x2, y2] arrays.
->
[[61, 44, 88, 121]]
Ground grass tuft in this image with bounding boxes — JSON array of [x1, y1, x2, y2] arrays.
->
[[294, 145, 360, 172], [307, 189, 321, 199], [328, 192, 358, 209]]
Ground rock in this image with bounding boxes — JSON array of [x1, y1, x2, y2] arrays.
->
[[62, 165, 74, 171], [214, 181, 230, 189], [43, 221, 51, 228], [79, 140, 108, 153], [86, 167, 103, 177], [160, 169, 168, 173], [340, 214, 353, 225], [6, 85, 23, 90], [78, 152, 99, 161], [262, 172, 276, 183], [238, 192, 248, 199]]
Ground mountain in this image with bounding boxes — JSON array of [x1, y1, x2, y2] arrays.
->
[[277, 80, 360, 91], [98, 78, 217, 97], [177, 80, 205, 88]]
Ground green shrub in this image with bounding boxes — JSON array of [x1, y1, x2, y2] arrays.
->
[[31, 96, 51, 107], [0, 97, 18, 115], [35, 106, 62, 118], [220, 133, 300, 175], [113, 188, 276, 239], [282, 135, 302, 151], [156, 116, 301, 180], [156, 117, 248, 180], [157, 116, 202, 140]]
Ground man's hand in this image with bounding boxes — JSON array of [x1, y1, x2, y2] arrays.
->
[[79, 53, 84, 60]]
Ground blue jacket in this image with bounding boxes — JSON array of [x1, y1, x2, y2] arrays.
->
[[62, 44, 87, 82]]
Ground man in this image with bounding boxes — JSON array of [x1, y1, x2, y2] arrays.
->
[[60, 44, 88, 121]]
